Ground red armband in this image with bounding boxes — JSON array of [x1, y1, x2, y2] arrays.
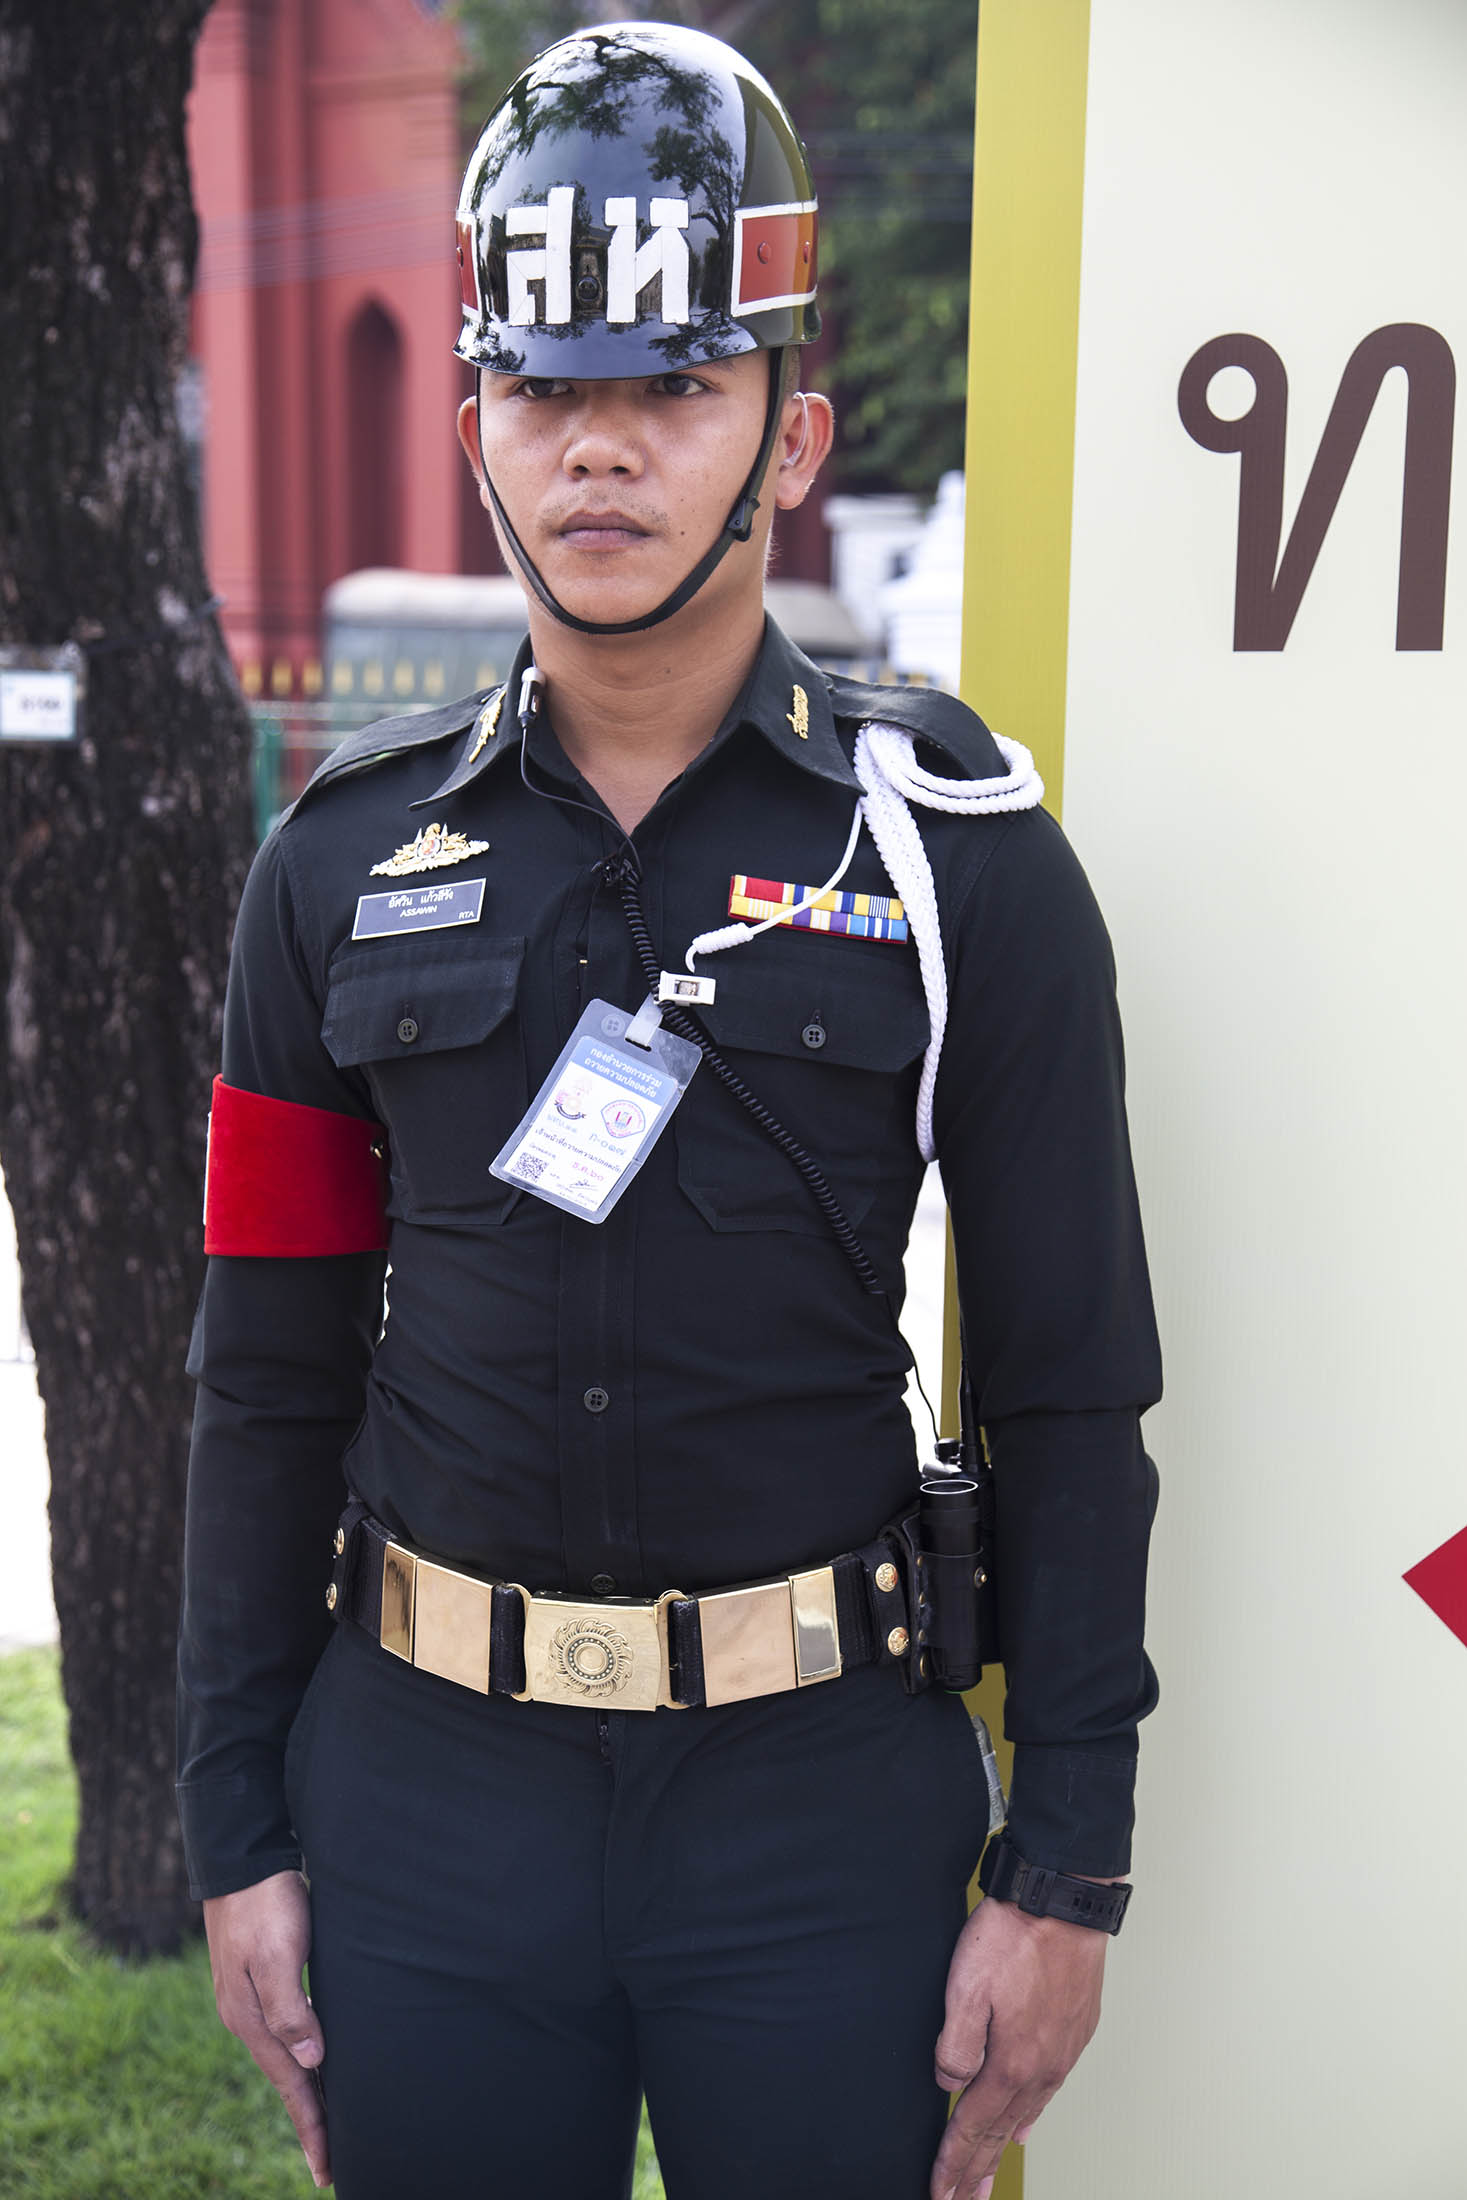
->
[[203, 1076, 389, 1256]]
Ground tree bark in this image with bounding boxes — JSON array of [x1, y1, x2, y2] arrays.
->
[[0, 0, 253, 1953]]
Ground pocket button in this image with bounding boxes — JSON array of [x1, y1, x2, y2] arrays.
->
[[396, 1016, 420, 1044], [800, 1020, 827, 1050]]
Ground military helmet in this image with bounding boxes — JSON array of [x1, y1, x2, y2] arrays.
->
[[455, 20, 820, 380]]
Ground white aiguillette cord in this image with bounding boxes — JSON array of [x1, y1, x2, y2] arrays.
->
[[684, 721, 1045, 1163]]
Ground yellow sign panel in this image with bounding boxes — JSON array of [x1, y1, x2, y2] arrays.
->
[[954, 8, 1093, 2199]]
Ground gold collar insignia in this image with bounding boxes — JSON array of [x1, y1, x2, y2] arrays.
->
[[466, 689, 503, 765], [787, 684, 810, 739], [369, 822, 490, 878]]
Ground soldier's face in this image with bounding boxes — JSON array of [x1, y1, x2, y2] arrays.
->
[[459, 353, 822, 632]]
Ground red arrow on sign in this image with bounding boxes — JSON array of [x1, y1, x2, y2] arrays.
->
[[1404, 1524, 1467, 1649]]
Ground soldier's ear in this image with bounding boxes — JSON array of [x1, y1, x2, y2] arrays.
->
[[773, 390, 833, 511], [456, 396, 493, 512]]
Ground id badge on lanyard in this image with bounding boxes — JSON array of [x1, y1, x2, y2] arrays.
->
[[489, 997, 700, 1224]]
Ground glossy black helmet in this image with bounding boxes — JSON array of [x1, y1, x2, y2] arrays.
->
[[455, 20, 820, 381]]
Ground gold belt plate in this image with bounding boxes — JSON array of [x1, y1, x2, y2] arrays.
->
[[517, 1589, 683, 1711]]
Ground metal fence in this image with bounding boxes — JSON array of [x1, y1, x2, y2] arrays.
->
[[249, 699, 380, 839]]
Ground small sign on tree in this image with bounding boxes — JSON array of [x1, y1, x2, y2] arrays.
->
[[0, 643, 85, 742]]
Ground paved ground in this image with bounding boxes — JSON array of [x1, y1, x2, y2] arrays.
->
[[1, 1169, 950, 1654]]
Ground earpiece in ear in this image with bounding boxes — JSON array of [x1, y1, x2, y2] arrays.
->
[[781, 390, 810, 470]]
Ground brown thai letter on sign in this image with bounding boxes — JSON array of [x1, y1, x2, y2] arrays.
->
[[1178, 324, 1456, 651]]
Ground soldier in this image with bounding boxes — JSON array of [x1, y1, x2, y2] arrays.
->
[[179, 23, 1159, 2200]]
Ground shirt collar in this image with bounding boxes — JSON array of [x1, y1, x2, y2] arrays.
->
[[409, 637, 534, 810], [735, 619, 862, 792], [414, 620, 863, 812]]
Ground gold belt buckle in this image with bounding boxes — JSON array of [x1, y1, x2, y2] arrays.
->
[[514, 1588, 685, 1712]]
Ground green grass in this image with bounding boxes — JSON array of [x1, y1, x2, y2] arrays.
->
[[0, 1647, 665, 2198]]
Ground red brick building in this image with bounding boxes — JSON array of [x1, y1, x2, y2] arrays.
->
[[189, 0, 474, 691]]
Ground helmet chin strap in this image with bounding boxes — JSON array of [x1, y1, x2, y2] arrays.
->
[[474, 350, 787, 638]]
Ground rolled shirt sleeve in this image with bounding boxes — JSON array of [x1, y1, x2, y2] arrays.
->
[[933, 807, 1162, 1878]]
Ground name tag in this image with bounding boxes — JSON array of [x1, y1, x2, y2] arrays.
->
[[490, 998, 700, 1224], [352, 879, 486, 940]]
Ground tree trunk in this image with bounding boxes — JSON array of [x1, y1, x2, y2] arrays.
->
[[0, 0, 253, 1954]]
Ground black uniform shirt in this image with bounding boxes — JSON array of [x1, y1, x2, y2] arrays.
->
[[178, 620, 1162, 1900]]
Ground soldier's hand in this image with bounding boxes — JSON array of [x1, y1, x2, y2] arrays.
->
[[929, 1890, 1109, 2200], [203, 1868, 331, 2189]]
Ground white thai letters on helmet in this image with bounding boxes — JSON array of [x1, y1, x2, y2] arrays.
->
[[604, 199, 690, 326], [505, 188, 574, 327]]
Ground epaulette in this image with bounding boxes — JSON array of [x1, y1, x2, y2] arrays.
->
[[284, 689, 494, 820], [825, 675, 1006, 781]]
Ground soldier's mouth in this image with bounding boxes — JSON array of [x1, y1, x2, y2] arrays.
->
[[557, 509, 654, 548]]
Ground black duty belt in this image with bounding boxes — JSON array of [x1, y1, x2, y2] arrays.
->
[[327, 1502, 919, 1711]]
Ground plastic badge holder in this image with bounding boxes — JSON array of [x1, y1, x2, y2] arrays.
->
[[490, 998, 701, 1225]]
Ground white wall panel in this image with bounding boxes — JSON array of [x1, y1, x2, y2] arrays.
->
[[1028, 3, 1467, 2193]]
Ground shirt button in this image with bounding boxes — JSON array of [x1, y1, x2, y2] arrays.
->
[[583, 1386, 610, 1414], [396, 1016, 420, 1044], [801, 1020, 826, 1050], [590, 1573, 617, 1596]]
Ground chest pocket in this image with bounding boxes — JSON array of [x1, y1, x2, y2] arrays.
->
[[673, 931, 930, 1236], [322, 931, 527, 1223]]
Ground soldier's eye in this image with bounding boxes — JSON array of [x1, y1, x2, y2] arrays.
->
[[516, 377, 571, 399], [652, 373, 704, 397]]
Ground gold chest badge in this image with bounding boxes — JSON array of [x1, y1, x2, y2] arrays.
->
[[369, 821, 489, 878]]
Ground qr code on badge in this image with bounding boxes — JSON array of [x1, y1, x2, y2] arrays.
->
[[514, 1150, 547, 1181]]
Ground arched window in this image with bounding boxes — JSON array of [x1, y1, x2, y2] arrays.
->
[[346, 300, 404, 570]]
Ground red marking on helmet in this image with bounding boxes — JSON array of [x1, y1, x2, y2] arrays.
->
[[1404, 1522, 1467, 1650], [204, 1076, 389, 1257], [457, 218, 481, 314], [734, 206, 817, 311]]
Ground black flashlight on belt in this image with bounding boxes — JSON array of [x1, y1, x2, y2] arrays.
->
[[917, 1444, 987, 1691]]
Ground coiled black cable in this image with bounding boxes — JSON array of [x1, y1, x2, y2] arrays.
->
[[605, 852, 888, 1298], [511, 686, 930, 1421]]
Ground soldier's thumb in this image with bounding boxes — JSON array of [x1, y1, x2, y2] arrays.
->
[[934, 2001, 990, 2094], [934, 2036, 983, 2094], [259, 1978, 325, 2065]]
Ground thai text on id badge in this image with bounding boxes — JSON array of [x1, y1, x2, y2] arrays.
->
[[490, 998, 700, 1223]]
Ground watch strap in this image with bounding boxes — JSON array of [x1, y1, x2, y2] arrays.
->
[[978, 1833, 1132, 1935]]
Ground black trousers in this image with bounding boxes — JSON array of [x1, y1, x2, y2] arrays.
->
[[285, 1619, 989, 2200]]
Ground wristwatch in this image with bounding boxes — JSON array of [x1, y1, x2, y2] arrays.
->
[[977, 1832, 1132, 1935]]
